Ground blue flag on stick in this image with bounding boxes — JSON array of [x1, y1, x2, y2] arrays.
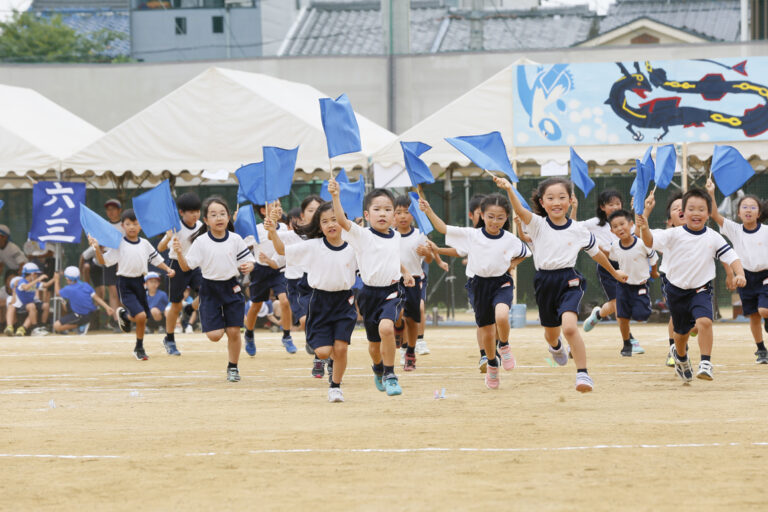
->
[[235, 162, 266, 206], [132, 180, 181, 238], [655, 144, 676, 189], [320, 168, 349, 201], [337, 177, 365, 220], [570, 147, 594, 197], [79, 203, 123, 249], [445, 132, 517, 182], [632, 158, 653, 215], [319, 93, 362, 159], [234, 204, 259, 243], [264, 146, 298, 203], [408, 192, 433, 235], [711, 145, 755, 196], [401, 141, 435, 186]]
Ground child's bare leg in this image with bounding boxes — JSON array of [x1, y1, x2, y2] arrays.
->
[[695, 317, 713, 357], [405, 318, 418, 349], [166, 302, 183, 333], [206, 329, 225, 342], [478, 325, 496, 357], [278, 293, 291, 332], [24, 304, 36, 329], [245, 300, 261, 331], [368, 341, 382, 365], [379, 318, 395, 366], [134, 312, 147, 340], [494, 304, 510, 343], [561, 312, 586, 368], [749, 313, 763, 343], [226, 326, 241, 364], [543, 326, 561, 347], [331, 341, 348, 384], [618, 317, 631, 341], [600, 299, 616, 318]]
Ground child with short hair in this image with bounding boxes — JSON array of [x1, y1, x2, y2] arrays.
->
[[637, 188, 746, 382], [90, 209, 175, 361], [5, 262, 52, 336], [144, 272, 169, 334], [706, 179, 768, 363], [607, 210, 659, 356], [53, 266, 113, 333], [329, 177, 415, 396]]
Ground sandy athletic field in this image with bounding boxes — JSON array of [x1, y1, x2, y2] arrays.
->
[[2, 322, 767, 511]]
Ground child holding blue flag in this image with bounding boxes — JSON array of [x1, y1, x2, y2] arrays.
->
[[420, 192, 530, 390], [329, 176, 414, 397], [637, 188, 746, 383], [503, 176, 628, 393], [706, 179, 768, 364], [53, 266, 113, 334], [156, 192, 202, 355], [175, 196, 255, 383], [90, 209, 175, 361]]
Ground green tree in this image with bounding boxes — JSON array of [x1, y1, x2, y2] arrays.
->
[[0, 11, 129, 63]]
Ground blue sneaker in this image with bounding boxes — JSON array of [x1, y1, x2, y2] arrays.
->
[[384, 375, 402, 396], [282, 335, 297, 354], [630, 338, 645, 354], [244, 332, 256, 357], [373, 368, 385, 392], [162, 336, 181, 356], [583, 306, 601, 332]]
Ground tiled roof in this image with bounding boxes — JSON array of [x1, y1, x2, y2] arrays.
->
[[32, 0, 129, 9], [35, 9, 131, 56], [598, 0, 741, 41]]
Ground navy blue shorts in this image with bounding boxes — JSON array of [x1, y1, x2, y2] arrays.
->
[[103, 264, 118, 287], [168, 259, 202, 303], [286, 274, 312, 325], [533, 268, 586, 328], [60, 310, 94, 327], [305, 289, 357, 349], [357, 283, 403, 342], [739, 269, 768, 316], [470, 274, 515, 327], [666, 281, 713, 335], [616, 282, 652, 321], [465, 277, 475, 305], [597, 260, 620, 302], [401, 276, 422, 323], [117, 276, 149, 317], [249, 264, 286, 303], [199, 277, 245, 332]]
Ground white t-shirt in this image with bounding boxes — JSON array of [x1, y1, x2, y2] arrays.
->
[[651, 225, 739, 289], [184, 231, 255, 281], [249, 222, 290, 270], [445, 226, 529, 278], [719, 219, 768, 273], [285, 238, 358, 291], [280, 230, 306, 280], [398, 228, 428, 277], [580, 217, 617, 254], [342, 222, 401, 287], [102, 237, 164, 278], [169, 220, 203, 260], [609, 236, 659, 285], [523, 215, 600, 270]]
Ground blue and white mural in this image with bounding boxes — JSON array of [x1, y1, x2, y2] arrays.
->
[[514, 58, 768, 146]]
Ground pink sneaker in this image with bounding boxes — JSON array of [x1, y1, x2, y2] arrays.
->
[[485, 365, 500, 389], [404, 352, 416, 372], [498, 344, 515, 371]]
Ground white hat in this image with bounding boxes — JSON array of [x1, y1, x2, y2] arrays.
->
[[144, 271, 161, 282], [64, 266, 80, 280], [22, 262, 41, 275], [0, 224, 10, 238]]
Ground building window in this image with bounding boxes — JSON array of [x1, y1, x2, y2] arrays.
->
[[212, 16, 224, 34], [175, 17, 186, 35]]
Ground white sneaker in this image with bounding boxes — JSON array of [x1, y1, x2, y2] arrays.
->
[[415, 340, 430, 355], [575, 372, 593, 392], [548, 338, 570, 366], [583, 306, 601, 332], [31, 327, 49, 337], [174, 325, 183, 333], [696, 360, 714, 381], [399, 347, 406, 365], [184, 324, 194, 334], [328, 387, 344, 403]]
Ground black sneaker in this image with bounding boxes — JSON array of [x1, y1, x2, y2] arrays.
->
[[163, 336, 181, 356], [311, 357, 325, 379], [620, 346, 632, 357], [755, 349, 768, 364], [133, 347, 149, 361], [305, 343, 314, 355], [227, 367, 241, 382], [116, 307, 131, 333]]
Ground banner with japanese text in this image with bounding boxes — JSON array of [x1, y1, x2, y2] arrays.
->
[[29, 181, 86, 244]]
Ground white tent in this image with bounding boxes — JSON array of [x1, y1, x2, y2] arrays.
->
[[62, 67, 397, 178], [0, 84, 103, 176]]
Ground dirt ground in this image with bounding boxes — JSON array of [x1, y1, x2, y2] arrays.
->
[[2, 321, 767, 511]]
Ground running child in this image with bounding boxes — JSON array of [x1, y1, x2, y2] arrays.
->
[[328, 176, 414, 396], [174, 196, 255, 382], [157, 192, 202, 355], [706, 180, 768, 363], [90, 209, 175, 361], [53, 266, 113, 333], [420, 192, 530, 389], [144, 272, 169, 334], [267, 201, 358, 402], [637, 188, 746, 382], [500, 176, 629, 393], [606, 210, 659, 356]]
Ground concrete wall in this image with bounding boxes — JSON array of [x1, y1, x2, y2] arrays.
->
[[0, 40, 766, 133]]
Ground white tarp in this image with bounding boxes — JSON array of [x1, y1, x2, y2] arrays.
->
[[62, 67, 397, 177], [0, 84, 103, 175]]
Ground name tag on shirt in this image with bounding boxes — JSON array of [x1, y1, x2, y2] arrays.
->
[[696, 286, 707, 293], [348, 295, 355, 305], [501, 281, 511, 288], [233, 284, 241, 293], [568, 278, 580, 288], [638, 288, 647, 295]]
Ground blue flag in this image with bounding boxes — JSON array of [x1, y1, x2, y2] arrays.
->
[[569, 147, 594, 197], [236, 186, 247, 205], [401, 141, 435, 186], [319, 93, 362, 159], [408, 192, 433, 235], [320, 168, 349, 201], [264, 146, 298, 203], [338, 177, 366, 220], [445, 132, 517, 182], [0, 199, 4, 211], [632, 158, 653, 215], [79, 203, 123, 249], [234, 204, 259, 243], [630, 151, 655, 196], [132, 180, 181, 238], [711, 145, 755, 196], [512, 187, 532, 212], [655, 144, 676, 189], [29, 181, 86, 244], [235, 162, 266, 206]]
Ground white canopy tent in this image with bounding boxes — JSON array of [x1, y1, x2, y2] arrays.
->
[[62, 67, 397, 179], [0, 84, 103, 179]]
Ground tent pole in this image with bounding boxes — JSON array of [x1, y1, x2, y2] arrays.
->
[[53, 164, 63, 327], [511, 145, 518, 306], [682, 143, 689, 192]]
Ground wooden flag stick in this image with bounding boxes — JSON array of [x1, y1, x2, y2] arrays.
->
[[416, 184, 425, 199], [329, 157, 334, 180], [482, 168, 496, 179]]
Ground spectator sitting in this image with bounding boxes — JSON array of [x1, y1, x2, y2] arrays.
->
[[0, 225, 28, 280], [5, 262, 53, 336], [54, 266, 114, 334], [145, 272, 169, 333]]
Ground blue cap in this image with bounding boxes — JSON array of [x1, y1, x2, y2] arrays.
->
[[144, 272, 161, 282]]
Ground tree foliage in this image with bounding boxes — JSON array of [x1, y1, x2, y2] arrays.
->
[[0, 11, 129, 63]]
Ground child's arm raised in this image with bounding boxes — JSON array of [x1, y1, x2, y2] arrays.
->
[[494, 176, 532, 225], [706, 178, 725, 227], [157, 230, 173, 252], [418, 198, 447, 234], [264, 212, 286, 256], [88, 236, 107, 266], [328, 177, 351, 232], [635, 214, 654, 248]]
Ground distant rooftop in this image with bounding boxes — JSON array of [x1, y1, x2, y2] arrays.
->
[[33, 9, 130, 56], [32, 0, 129, 9]]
